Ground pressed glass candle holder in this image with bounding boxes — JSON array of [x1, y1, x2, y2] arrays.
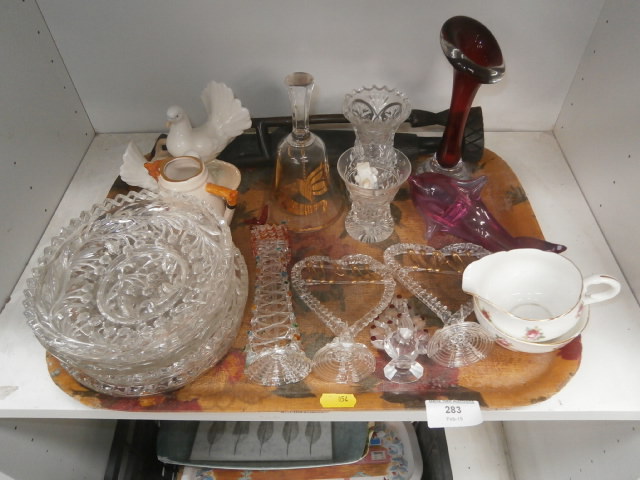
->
[[244, 224, 311, 386]]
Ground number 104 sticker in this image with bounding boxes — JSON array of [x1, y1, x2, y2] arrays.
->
[[425, 400, 483, 428]]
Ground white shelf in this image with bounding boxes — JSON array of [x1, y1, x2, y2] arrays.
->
[[1, 131, 638, 421]]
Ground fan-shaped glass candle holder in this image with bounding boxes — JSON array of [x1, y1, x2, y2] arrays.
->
[[23, 190, 248, 396]]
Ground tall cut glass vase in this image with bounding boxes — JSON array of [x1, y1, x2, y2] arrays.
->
[[270, 72, 344, 232], [422, 16, 505, 179], [338, 86, 412, 243]]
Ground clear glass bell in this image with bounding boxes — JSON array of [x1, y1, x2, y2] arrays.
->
[[270, 72, 344, 232]]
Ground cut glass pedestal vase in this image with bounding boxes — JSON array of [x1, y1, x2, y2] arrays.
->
[[338, 85, 412, 243], [421, 16, 505, 179], [342, 85, 412, 166], [270, 72, 344, 232]]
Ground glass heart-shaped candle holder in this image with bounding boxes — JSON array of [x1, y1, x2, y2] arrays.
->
[[383, 243, 494, 367], [291, 254, 396, 383]]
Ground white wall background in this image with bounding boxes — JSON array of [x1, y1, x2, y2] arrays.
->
[[0, 419, 114, 480], [0, 0, 93, 308], [555, 0, 640, 301], [504, 420, 640, 480], [36, 0, 603, 133]]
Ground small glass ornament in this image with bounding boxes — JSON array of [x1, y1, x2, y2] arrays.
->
[[270, 72, 344, 232], [377, 298, 427, 383]]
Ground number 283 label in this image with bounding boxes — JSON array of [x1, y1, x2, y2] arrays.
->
[[425, 400, 483, 428]]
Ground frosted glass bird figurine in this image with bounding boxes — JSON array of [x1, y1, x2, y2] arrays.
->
[[166, 81, 252, 163]]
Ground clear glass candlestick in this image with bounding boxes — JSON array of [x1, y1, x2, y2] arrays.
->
[[337, 149, 411, 243], [270, 72, 344, 232]]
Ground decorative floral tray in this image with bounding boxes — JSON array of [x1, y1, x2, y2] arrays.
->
[[46, 147, 581, 412]]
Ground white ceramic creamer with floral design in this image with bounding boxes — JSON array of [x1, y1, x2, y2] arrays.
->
[[462, 248, 620, 343]]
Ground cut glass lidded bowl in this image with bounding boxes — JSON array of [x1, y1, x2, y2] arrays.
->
[[23, 189, 248, 397]]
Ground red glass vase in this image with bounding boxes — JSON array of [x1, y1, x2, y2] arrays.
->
[[428, 16, 505, 178]]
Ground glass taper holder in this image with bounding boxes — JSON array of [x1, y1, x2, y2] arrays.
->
[[244, 224, 311, 386], [270, 72, 344, 232]]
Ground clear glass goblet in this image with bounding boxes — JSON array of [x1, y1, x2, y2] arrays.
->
[[337, 149, 411, 243]]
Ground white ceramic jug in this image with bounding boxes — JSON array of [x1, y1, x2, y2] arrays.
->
[[462, 249, 620, 342], [149, 155, 240, 224]]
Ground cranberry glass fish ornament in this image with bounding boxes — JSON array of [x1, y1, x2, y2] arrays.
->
[[408, 172, 566, 253]]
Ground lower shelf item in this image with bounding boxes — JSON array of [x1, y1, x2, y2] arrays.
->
[[175, 422, 422, 480]]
